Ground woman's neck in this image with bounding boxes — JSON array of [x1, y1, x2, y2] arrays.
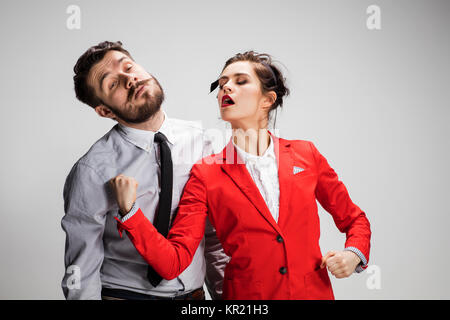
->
[[232, 125, 270, 156]]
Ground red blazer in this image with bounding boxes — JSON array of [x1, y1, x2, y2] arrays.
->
[[116, 136, 371, 300]]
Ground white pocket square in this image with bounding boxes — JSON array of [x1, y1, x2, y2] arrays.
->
[[293, 166, 304, 175]]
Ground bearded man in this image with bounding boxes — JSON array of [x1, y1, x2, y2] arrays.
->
[[61, 41, 227, 300]]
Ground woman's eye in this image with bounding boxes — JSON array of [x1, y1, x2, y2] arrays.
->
[[110, 81, 117, 89], [237, 80, 247, 85]]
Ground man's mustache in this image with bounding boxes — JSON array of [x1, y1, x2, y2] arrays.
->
[[128, 78, 152, 102]]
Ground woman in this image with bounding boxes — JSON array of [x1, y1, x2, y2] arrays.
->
[[111, 51, 371, 299]]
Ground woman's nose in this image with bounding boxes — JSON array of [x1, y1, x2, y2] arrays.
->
[[223, 84, 232, 94]]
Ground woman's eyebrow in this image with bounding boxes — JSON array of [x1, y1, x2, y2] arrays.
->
[[219, 72, 249, 79], [218, 73, 250, 82]]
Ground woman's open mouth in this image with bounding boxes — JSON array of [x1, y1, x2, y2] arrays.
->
[[221, 95, 235, 108]]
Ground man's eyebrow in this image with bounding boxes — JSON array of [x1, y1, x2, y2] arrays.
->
[[98, 56, 129, 92]]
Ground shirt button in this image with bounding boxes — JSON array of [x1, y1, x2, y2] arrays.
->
[[276, 235, 283, 243], [279, 267, 287, 275]]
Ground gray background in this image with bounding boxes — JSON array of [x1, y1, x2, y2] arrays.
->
[[0, 0, 449, 299]]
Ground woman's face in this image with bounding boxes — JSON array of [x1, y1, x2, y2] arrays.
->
[[217, 61, 272, 128]]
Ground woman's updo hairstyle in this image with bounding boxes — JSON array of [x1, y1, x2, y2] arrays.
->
[[221, 51, 290, 117]]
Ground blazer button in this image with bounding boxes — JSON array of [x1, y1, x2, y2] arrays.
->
[[279, 267, 287, 275], [276, 235, 283, 243]]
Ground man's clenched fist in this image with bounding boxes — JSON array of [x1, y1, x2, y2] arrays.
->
[[110, 174, 139, 216]]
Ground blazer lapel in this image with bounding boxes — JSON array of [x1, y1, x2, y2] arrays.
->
[[220, 140, 282, 234], [272, 135, 294, 229]]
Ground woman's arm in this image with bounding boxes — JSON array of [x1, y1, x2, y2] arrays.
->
[[110, 165, 208, 280], [309, 142, 372, 273]]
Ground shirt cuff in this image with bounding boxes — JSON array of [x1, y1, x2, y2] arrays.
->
[[114, 206, 146, 238], [120, 202, 139, 223], [344, 246, 368, 273]]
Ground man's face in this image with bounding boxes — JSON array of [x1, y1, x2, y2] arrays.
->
[[87, 50, 164, 123]]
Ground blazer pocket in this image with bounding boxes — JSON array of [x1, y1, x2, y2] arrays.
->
[[304, 267, 334, 300], [293, 168, 314, 178]]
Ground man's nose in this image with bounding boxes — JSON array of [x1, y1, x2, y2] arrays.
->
[[122, 74, 138, 89]]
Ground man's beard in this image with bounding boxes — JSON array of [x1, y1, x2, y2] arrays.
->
[[105, 77, 165, 124]]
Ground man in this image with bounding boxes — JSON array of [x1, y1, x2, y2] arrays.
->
[[61, 41, 227, 300]]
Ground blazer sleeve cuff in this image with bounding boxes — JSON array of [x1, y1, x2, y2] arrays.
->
[[344, 246, 368, 273], [114, 207, 146, 238]]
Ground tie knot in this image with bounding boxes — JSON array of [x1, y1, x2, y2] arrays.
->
[[154, 132, 168, 144]]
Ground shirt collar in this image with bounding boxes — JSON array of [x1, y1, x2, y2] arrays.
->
[[157, 111, 175, 145], [117, 111, 174, 152], [233, 134, 276, 164]]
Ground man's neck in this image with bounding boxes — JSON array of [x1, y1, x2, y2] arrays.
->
[[118, 109, 165, 132]]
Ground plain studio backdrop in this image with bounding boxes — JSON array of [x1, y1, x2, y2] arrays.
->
[[0, 0, 448, 299]]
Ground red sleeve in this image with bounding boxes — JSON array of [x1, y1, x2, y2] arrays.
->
[[310, 142, 371, 267], [115, 165, 208, 280]]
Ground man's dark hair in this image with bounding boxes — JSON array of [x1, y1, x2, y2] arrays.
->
[[73, 41, 133, 108]]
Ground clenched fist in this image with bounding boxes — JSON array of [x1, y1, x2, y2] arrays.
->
[[110, 174, 139, 216], [320, 250, 361, 279]]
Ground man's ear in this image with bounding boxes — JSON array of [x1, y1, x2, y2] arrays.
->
[[94, 105, 116, 120]]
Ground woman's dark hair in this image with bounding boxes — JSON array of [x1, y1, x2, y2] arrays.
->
[[222, 51, 290, 118], [73, 41, 133, 108]]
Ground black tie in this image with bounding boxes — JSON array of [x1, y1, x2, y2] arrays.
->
[[147, 132, 173, 287]]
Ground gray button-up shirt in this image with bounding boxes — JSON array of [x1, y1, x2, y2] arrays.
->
[[61, 113, 228, 300]]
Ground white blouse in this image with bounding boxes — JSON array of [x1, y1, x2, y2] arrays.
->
[[233, 136, 280, 223]]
